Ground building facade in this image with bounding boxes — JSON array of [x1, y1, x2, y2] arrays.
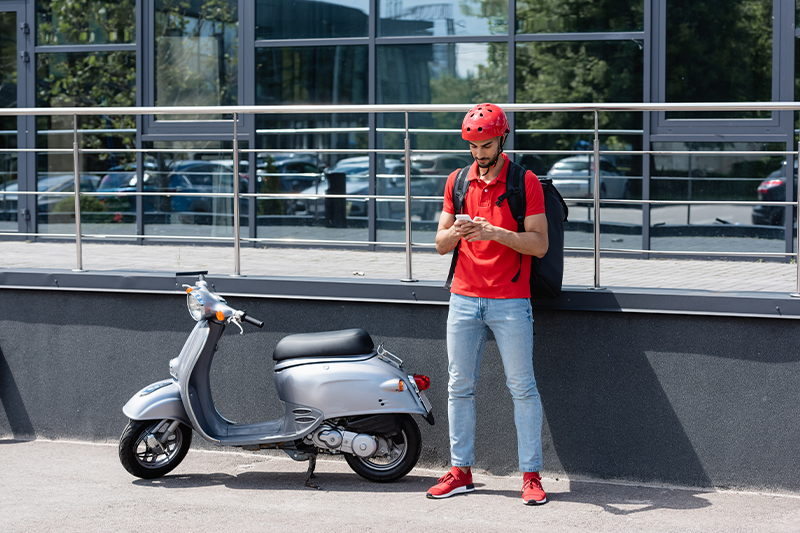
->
[[0, 0, 797, 257]]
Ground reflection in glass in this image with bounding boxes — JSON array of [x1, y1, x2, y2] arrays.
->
[[515, 41, 644, 187], [254, 117, 370, 241], [36, 51, 137, 233], [140, 143, 248, 239], [378, 0, 507, 37], [516, 0, 643, 34], [378, 43, 507, 151], [155, 0, 238, 120], [36, 0, 135, 45], [665, 0, 771, 119], [650, 143, 786, 253], [0, 12, 17, 229], [256, 0, 368, 39], [256, 46, 368, 105]]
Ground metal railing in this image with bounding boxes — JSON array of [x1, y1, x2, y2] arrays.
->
[[1, 102, 800, 294]]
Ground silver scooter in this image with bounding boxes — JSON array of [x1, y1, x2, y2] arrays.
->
[[119, 276, 434, 485]]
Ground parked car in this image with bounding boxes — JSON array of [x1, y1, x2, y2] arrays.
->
[[163, 160, 249, 215], [0, 180, 17, 221], [751, 160, 798, 226], [293, 156, 435, 220], [96, 162, 161, 212], [36, 173, 102, 214], [407, 153, 473, 177], [546, 155, 629, 199], [256, 155, 323, 194]]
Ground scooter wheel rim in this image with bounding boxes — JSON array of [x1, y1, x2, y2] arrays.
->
[[133, 420, 185, 470], [354, 429, 408, 471]]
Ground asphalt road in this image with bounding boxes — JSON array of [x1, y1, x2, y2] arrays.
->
[[1, 440, 798, 533]]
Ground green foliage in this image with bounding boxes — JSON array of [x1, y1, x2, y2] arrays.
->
[[38, 0, 136, 45], [52, 194, 107, 214], [665, 0, 772, 117], [155, 0, 239, 115]]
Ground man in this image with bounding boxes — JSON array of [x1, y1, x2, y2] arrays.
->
[[426, 103, 549, 505]]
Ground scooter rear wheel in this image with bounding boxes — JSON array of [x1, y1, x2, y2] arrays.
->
[[344, 414, 421, 483], [119, 419, 192, 479]]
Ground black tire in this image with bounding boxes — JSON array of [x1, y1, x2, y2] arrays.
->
[[344, 414, 422, 483], [119, 419, 192, 479]]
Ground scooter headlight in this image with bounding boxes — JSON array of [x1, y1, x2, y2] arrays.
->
[[187, 290, 204, 321]]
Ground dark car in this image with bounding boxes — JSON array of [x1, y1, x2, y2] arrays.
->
[[752, 160, 798, 226], [165, 160, 249, 215]]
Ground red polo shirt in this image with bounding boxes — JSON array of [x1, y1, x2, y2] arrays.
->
[[442, 153, 545, 299]]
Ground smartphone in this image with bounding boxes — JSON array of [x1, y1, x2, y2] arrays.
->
[[455, 214, 472, 222]]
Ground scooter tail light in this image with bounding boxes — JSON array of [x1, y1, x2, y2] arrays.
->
[[414, 374, 431, 391]]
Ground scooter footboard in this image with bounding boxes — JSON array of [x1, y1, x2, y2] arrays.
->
[[122, 379, 190, 426]]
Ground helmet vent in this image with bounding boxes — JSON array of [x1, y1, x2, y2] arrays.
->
[[477, 127, 482, 132]]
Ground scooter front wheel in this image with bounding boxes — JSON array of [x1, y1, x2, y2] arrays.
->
[[119, 419, 192, 479], [344, 414, 422, 483]]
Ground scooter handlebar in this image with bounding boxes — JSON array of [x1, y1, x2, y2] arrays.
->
[[241, 313, 264, 328]]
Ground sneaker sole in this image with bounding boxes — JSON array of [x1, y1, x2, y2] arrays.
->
[[426, 484, 475, 499], [523, 496, 547, 505]]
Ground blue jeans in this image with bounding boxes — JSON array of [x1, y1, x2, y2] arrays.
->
[[446, 293, 543, 472]]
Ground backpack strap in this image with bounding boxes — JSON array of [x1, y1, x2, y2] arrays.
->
[[497, 160, 526, 283], [444, 167, 471, 291]]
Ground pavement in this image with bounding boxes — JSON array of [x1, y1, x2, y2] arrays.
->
[[1, 440, 799, 533], [1, 239, 800, 294]]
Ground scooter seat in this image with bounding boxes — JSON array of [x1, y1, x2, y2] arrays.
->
[[273, 328, 375, 361]]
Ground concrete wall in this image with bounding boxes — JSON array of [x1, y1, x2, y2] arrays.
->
[[1, 289, 798, 492]]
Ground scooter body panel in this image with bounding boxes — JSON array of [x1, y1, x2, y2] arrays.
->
[[122, 379, 190, 426], [274, 356, 428, 420]]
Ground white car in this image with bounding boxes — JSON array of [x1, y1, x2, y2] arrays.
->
[[546, 156, 629, 199]]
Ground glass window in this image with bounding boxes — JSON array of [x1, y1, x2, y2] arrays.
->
[[376, 42, 507, 241], [141, 143, 248, 239], [515, 40, 644, 251], [0, 11, 17, 230], [516, 0, 644, 34], [650, 142, 787, 254], [155, 0, 238, 119], [36, 0, 135, 45], [255, 45, 369, 241], [36, 51, 137, 233], [256, 46, 368, 105], [379, 0, 507, 37], [665, 0, 772, 119], [256, 0, 368, 40]]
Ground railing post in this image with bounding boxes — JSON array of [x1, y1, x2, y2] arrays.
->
[[401, 111, 417, 282], [232, 112, 242, 276], [793, 139, 800, 297], [72, 115, 84, 272], [590, 109, 603, 289]]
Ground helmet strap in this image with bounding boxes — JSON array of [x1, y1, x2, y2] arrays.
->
[[479, 134, 507, 178]]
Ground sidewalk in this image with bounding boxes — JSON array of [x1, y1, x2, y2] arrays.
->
[[1, 440, 797, 533], [1, 240, 799, 293]]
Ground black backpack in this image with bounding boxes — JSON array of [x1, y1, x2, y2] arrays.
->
[[444, 160, 568, 299]]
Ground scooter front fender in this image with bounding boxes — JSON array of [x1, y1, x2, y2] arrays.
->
[[122, 379, 191, 426]]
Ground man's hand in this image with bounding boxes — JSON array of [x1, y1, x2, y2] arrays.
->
[[453, 217, 494, 242]]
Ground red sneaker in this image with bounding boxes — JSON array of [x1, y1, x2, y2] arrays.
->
[[426, 467, 475, 499], [522, 472, 547, 505]]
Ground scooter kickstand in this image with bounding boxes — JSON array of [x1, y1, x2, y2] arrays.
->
[[304, 455, 320, 490]]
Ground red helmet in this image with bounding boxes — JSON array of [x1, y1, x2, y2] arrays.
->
[[462, 103, 509, 141]]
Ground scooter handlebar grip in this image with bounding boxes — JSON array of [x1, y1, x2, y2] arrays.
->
[[242, 314, 264, 328]]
